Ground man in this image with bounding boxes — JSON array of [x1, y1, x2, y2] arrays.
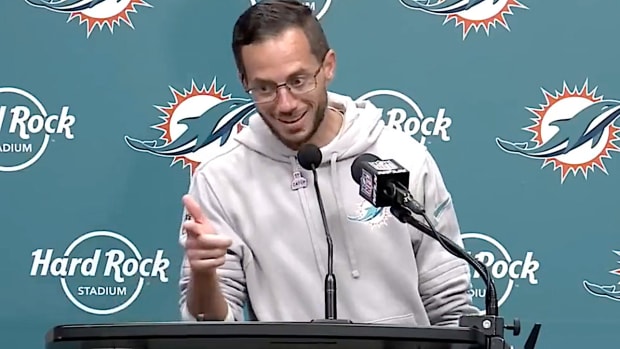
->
[[178, 0, 479, 326]]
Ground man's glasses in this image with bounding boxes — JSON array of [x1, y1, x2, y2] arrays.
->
[[246, 65, 322, 104]]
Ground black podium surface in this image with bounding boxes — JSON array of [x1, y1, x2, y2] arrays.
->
[[45, 322, 488, 349]]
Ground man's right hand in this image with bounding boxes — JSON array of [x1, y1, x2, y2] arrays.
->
[[182, 194, 233, 276]]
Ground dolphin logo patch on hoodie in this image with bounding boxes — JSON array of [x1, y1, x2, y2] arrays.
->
[[347, 201, 389, 229]]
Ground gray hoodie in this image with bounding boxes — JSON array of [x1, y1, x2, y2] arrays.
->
[[178, 91, 480, 326]]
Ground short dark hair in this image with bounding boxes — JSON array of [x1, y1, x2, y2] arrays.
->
[[232, 0, 330, 79]]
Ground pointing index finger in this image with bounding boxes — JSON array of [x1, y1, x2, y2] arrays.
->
[[182, 194, 206, 225]]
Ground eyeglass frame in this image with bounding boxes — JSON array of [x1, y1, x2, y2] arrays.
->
[[244, 63, 324, 104]]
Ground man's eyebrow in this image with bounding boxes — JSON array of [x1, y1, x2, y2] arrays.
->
[[251, 68, 312, 84]]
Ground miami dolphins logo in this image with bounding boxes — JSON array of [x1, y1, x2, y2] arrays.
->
[[584, 250, 620, 302], [496, 80, 620, 183], [24, 0, 151, 38], [347, 201, 389, 229], [124, 78, 256, 175], [399, 0, 528, 39]]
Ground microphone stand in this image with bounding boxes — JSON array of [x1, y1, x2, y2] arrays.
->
[[308, 163, 352, 324], [385, 184, 541, 349]]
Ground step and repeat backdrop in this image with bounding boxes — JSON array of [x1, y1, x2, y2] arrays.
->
[[1, 0, 618, 348]]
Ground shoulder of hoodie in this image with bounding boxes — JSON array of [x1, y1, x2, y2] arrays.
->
[[191, 141, 250, 181], [374, 125, 436, 177]]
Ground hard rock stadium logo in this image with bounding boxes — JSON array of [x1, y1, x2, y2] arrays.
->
[[398, 0, 528, 39], [24, 0, 152, 38], [124, 78, 256, 176], [495, 80, 620, 183]]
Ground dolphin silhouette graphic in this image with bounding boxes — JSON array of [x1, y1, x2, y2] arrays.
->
[[24, 0, 120, 13], [348, 206, 383, 222], [496, 100, 620, 159], [125, 98, 256, 157], [399, 0, 499, 14], [583, 280, 620, 301]]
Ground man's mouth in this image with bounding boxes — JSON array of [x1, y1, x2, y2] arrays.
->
[[277, 112, 306, 124]]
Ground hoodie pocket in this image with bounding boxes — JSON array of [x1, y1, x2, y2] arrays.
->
[[368, 313, 417, 325]]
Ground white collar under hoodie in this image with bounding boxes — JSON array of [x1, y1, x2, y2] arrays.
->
[[178, 91, 480, 326]]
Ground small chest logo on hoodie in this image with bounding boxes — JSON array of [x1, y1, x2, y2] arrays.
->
[[249, 0, 331, 19], [356, 89, 452, 146], [24, 0, 152, 38], [347, 201, 389, 229], [291, 171, 308, 190], [124, 78, 257, 176], [398, 0, 527, 40]]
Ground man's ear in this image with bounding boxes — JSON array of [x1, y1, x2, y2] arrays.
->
[[322, 49, 336, 84]]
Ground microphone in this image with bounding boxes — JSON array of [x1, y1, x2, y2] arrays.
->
[[297, 143, 350, 323], [350, 154, 425, 215], [350, 153, 499, 317]]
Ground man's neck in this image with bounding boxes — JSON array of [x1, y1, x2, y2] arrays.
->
[[306, 106, 344, 148]]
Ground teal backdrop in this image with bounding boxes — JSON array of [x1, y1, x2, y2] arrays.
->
[[1, 0, 619, 348]]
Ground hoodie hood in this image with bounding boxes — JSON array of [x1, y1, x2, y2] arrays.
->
[[234, 91, 385, 279], [234, 91, 385, 164]]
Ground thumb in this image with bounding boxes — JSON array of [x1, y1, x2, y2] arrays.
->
[[182, 194, 206, 224]]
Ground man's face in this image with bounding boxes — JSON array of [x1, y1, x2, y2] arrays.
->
[[239, 27, 335, 150]]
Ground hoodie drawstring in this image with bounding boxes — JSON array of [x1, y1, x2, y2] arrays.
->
[[291, 153, 361, 280], [329, 152, 360, 279], [289, 156, 326, 278]]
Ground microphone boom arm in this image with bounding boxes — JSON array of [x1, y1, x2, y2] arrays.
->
[[388, 203, 498, 315], [388, 204, 540, 349], [349, 153, 541, 348]]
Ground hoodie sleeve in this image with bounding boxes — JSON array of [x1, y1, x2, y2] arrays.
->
[[411, 149, 480, 327], [178, 168, 248, 322]]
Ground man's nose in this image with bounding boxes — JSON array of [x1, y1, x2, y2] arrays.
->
[[274, 87, 297, 114]]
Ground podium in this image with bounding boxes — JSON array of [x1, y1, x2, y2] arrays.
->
[[45, 322, 489, 349]]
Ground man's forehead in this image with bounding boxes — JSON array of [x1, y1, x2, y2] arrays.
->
[[249, 63, 315, 82], [242, 51, 317, 83], [243, 29, 316, 67]]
